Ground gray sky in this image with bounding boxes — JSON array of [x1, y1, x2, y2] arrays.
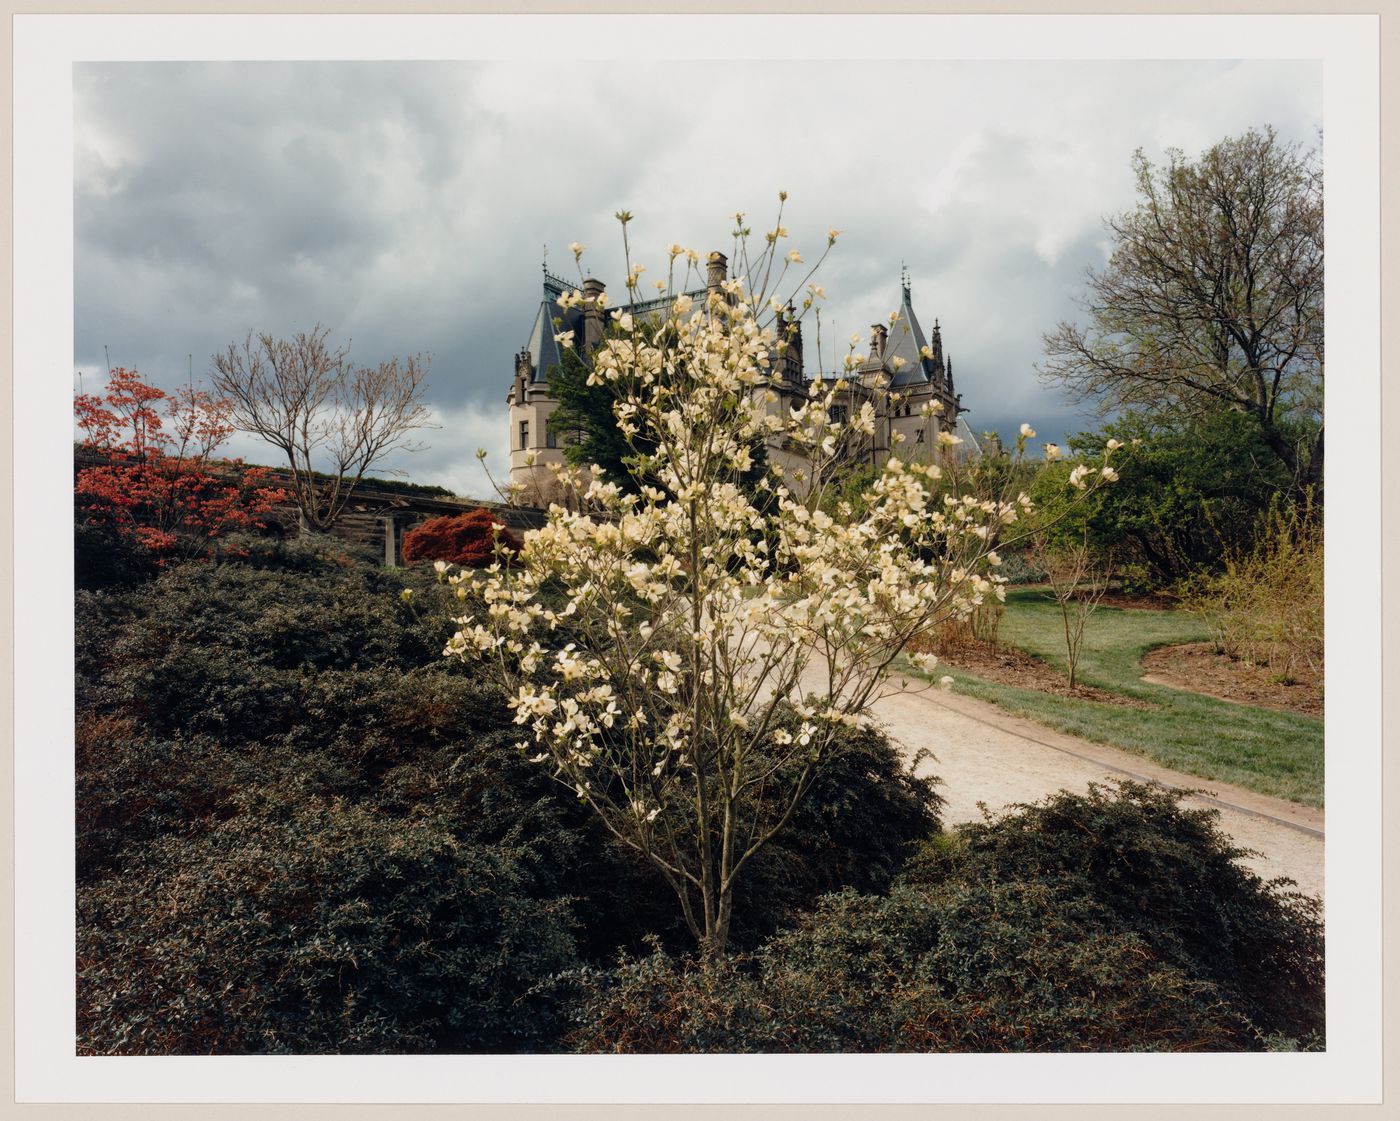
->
[[74, 59, 1321, 497]]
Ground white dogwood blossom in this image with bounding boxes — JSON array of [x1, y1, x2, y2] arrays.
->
[[442, 206, 1117, 958]]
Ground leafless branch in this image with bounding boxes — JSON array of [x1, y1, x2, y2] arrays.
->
[[210, 324, 436, 531]]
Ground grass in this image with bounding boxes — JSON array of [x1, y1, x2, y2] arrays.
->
[[902, 587, 1324, 808]]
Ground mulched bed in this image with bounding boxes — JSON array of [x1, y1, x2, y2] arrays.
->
[[936, 641, 1156, 709], [1139, 642, 1324, 718], [1096, 589, 1180, 612]]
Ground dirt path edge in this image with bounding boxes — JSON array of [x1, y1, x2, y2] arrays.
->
[[868, 673, 1324, 900]]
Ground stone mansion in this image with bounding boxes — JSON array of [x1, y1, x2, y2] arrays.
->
[[506, 251, 965, 501]]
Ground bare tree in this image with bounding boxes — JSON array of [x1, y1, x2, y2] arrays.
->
[[1040, 127, 1323, 493], [1032, 532, 1113, 690], [211, 325, 435, 531]]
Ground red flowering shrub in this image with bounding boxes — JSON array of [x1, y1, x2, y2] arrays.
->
[[75, 367, 287, 560], [401, 509, 521, 567]]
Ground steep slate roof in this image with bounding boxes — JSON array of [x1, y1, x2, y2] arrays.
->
[[522, 273, 582, 384], [522, 274, 704, 384], [885, 281, 933, 389]]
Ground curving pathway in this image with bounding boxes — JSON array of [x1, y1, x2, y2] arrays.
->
[[869, 673, 1324, 901]]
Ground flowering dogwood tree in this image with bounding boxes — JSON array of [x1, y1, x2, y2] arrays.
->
[[442, 206, 1117, 958]]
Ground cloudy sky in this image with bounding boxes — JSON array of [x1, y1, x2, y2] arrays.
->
[[74, 58, 1321, 497]]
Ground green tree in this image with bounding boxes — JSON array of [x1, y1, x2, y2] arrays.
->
[[546, 342, 647, 491], [1040, 127, 1323, 494], [1031, 410, 1294, 586]]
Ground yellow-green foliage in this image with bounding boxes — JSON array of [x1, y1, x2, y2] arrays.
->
[[1185, 497, 1322, 686]]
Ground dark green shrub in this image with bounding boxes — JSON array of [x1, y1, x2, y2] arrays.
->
[[991, 548, 1047, 586], [74, 550, 678, 1050], [567, 887, 1249, 1054], [75, 557, 462, 740], [725, 716, 943, 946], [78, 791, 581, 1054], [74, 714, 361, 883], [206, 531, 377, 573], [295, 468, 454, 500], [901, 781, 1325, 1042], [75, 520, 158, 590], [568, 782, 1323, 1053]]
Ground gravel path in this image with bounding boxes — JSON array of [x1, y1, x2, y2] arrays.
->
[[869, 674, 1325, 901]]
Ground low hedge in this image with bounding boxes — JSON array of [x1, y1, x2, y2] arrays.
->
[[566, 782, 1324, 1053]]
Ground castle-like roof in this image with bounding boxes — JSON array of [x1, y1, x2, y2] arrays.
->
[[522, 274, 704, 384], [885, 280, 934, 389], [523, 297, 575, 384]]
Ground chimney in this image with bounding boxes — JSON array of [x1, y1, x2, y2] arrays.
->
[[785, 301, 804, 385], [706, 251, 728, 301], [510, 349, 532, 406], [582, 277, 607, 350], [869, 323, 888, 362]]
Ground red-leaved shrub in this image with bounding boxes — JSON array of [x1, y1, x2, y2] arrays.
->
[[401, 509, 521, 567], [75, 367, 287, 561]]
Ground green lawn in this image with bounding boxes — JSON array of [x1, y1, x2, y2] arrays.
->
[[901, 587, 1324, 807]]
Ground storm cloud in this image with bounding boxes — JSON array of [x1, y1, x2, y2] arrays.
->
[[74, 58, 1321, 496]]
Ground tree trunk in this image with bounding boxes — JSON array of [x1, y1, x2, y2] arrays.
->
[[1300, 426, 1324, 498]]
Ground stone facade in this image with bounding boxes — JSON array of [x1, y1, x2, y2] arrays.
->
[[505, 254, 965, 500]]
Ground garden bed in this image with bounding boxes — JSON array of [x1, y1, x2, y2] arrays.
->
[[937, 642, 1154, 709], [911, 589, 1324, 807], [1140, 642, 1323, 718]]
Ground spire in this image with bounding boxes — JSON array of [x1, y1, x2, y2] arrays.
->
[[885, 269, 932, 388]]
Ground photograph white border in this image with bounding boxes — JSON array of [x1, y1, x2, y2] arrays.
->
[[12, 11, 1382, 1106]]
